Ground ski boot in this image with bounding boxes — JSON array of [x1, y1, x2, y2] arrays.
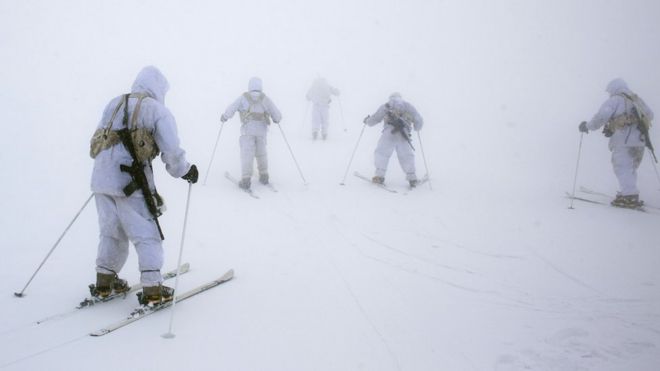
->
[[138, 284, 174, 306], [259, 173, 269, 185], [239, 178, 251, 190], [611, 194, 644, 209], [409, 179, 418, 188], [372, 176, 385, 184], [90, 272, 130, 298], [322, 133, 327, 140], [312, 132, 318, 140]]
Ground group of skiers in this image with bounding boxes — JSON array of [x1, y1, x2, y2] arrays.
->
[[88, 66, 425, 304], [88, 66, 654, 306], [216, 75, 424, 190]]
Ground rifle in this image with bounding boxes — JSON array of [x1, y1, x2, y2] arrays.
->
[[632, 105, 657, 163], [624, 93, 657, 163], [387, 110, 415, 150], [116, 94, 165, 240]]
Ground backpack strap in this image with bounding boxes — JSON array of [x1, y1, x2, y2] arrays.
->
[[128, 93, 148, 130]]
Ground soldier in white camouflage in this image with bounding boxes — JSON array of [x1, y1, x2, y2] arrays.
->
[[579, 78, 654, 208]]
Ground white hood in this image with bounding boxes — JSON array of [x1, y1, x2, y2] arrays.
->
[[131, 66, 169, 103], [606, 78, 631, 96], [388, 92, 404, 111], [248, 77, 263, 92]]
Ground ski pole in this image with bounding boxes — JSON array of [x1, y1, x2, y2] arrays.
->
[[203, 121, 225, 185], [162, 182, 193, 339], [337, 97, 347, 133], [416, 131, 432, 190], [339, 123, 367, 185], [569, 132, 585, 209], [648, 150, 660, 190], [15, 193, 94, 297], [276, 122, 308, 185]]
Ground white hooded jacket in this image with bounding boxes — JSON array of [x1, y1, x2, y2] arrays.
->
[[91, 66, 190, 196], [586, 78, 654, 149], [306, 78, 340, 106], [222, 77, 282, 137], [365, 93, 424, 133]]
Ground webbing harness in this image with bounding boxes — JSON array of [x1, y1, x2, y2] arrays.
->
[[240, 92, 271, 124]]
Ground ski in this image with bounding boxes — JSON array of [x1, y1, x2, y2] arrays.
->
[[565, 192, 608, 206], [353, 171, 397, 193], [579, 186, 660, 211], [224, 172, 259, 199], [565, 192, 650, 213], [90, 269, 234, 337], [35, 263, 190, 325], [578, 186, 611, 199]]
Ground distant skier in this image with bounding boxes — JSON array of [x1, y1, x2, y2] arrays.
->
[[306, 77, 340, 140], [89, 66, 198, 305], [221, 77, 282, 190], [363, 92, 424, 187], [579, 78, 655, 208]]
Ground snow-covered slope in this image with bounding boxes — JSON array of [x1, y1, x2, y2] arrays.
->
[[1, 1, 659, 370]]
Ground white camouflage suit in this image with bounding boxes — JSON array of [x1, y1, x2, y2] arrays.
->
[[91, 66, 192, 287], [365, 93, 424, 181], [221, 77, 282, 181], [306, 78, 340, 139], [585, 78, 654, 196]]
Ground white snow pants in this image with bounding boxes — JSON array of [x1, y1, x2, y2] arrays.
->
[[611, 146, 644, 196], [374, 130, 417, 180], [94, 193, 163, 286], [240, 135, 268, 179], [311, 103, 330, 136]]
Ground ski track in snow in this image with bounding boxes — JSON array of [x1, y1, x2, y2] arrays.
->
[[0, 334, 87, 369], [523, 244, 606, 297], [327, 256, 402, 371], [268, 195, 403, 371]]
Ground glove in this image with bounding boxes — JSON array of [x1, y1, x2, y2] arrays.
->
[[363, 115, 370, 124], [578, 121, 588, 133], [182, 164, 199, 184], [220, 115, 228, 123]]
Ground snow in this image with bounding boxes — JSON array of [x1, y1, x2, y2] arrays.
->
[[1, 0, 660, 370]]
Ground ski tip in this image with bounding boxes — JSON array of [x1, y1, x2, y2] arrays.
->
[[222, 269, 235, 281], [90, 329, 109, 337], [14, 292, 25, 298]]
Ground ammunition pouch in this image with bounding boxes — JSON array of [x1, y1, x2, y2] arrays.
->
[[91, 128, 158, 161], [240, 111, 271, 125], [603, 112, 642, 138], [607, 113, 637, 131], [130, 128, 159, 162], [90, 129, 121, 158], [90, 92, 159, 161]]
